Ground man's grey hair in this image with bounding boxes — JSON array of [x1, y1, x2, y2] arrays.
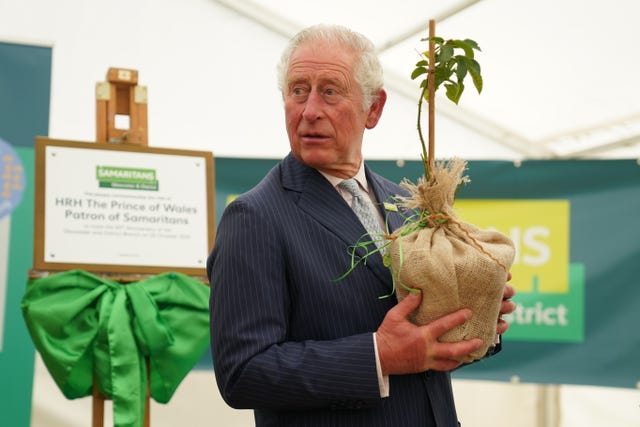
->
[[277, 24, 384, 110]]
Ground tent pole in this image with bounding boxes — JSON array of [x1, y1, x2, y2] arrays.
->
[[537, 384, 561, 427]]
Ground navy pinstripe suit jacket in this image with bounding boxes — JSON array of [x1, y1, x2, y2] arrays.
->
[[208, 153, 462, 426]]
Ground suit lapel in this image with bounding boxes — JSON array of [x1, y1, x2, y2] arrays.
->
[[286, 157, 372, 256], [280, 155, 402, 286]]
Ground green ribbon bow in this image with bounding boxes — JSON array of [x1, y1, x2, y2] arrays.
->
[[21, 270, 210, 427]]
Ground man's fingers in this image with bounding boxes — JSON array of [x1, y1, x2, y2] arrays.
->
[[497, 318, 510, 335], [503, 284, 516, 300], [426, 308, 473, 339], [391, 291, 422, 319], [432, 338, 484, 363], [500, 298, 516, 315]]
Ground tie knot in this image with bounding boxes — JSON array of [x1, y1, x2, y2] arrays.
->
[[338, 178, 362, 198]]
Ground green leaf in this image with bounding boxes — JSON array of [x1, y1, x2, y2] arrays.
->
[[468, 59, 483, 93], [450, 39, 474, 59], [454, 56, 468, 83], [470, 71, 483, 94], [468, 58, 481, 74], [413, 34, 483, 112], [445, 81, 465, 104], [411, 67, 427, 80], [455, 89, 464, 104], [422, 36, 444, 44], [382, 253, 391, 267], [462, 38, 481, 51], [434, 67, 452, 88], [444, 83, 455, 103], [438, 44, 454, 64]]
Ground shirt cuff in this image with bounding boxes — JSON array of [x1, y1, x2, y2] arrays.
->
[[372, 332, 390, 398]]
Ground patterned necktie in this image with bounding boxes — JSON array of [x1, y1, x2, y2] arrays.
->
[[338, 178, 384, 249]]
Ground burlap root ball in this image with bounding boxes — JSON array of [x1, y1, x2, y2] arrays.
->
[[387, 158, 515, 363]]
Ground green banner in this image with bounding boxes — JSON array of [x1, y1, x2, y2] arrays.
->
[[0, 41, 51, 427], [453, 199, 584, 343], [208, 157, 640, 389]]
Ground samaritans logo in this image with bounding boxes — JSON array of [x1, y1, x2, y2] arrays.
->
[[96, 165, 158, 191], [457, 199, 585, 342]]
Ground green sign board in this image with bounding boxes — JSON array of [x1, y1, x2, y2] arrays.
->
[[506, 263, 585, 342], [454, 199, 585, 343], [0, 40, 52, 427], [207, 157, 640, 389]]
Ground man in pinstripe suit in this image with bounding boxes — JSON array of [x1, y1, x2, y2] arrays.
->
[[208, 24, 516, 426]]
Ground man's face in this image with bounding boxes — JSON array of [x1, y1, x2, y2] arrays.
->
[[284, 41, 385, 177]]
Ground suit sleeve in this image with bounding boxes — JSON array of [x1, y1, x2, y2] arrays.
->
[[208, 198, 383, 411]]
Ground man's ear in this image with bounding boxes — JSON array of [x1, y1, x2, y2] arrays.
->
[[365, 89, 387, 129]]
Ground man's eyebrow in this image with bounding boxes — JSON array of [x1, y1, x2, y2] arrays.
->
[[286, 75, 347, 91], [287, 75, 309, 84]]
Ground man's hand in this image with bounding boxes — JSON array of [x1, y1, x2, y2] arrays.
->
[[376, 292, 483, 376], [497, 273, 517, 334]]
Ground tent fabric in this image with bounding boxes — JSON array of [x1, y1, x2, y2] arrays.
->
[[215, 0, 640, 160], [2, 1, 640, 426], [1, 0, 638, 161]]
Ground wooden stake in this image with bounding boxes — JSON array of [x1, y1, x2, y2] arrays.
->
[[428, 19, 436, 173], [91, 359, 151, 427], [91, 383, 104, 427]]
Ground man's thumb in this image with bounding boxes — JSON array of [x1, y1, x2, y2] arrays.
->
[[394, 291, 422, 317]]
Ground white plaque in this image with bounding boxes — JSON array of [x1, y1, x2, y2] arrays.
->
[[34, 137, 215, 276]]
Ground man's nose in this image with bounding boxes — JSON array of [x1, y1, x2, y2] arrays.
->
[[302, 91, 324, 121]]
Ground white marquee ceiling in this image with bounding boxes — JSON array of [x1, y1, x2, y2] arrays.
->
[[213, 0, 640, 160], [2, 0, 638, 162]]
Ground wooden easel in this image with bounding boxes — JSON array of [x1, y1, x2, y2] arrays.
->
[[96, 67, 148, 146], [93, 67, 151, 427]]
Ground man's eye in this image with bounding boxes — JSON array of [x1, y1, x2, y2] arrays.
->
[[292, 87, 307, 96], [325, 88, 336, 96]]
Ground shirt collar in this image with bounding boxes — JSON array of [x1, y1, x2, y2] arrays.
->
[[320, 162, 370, 194]]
